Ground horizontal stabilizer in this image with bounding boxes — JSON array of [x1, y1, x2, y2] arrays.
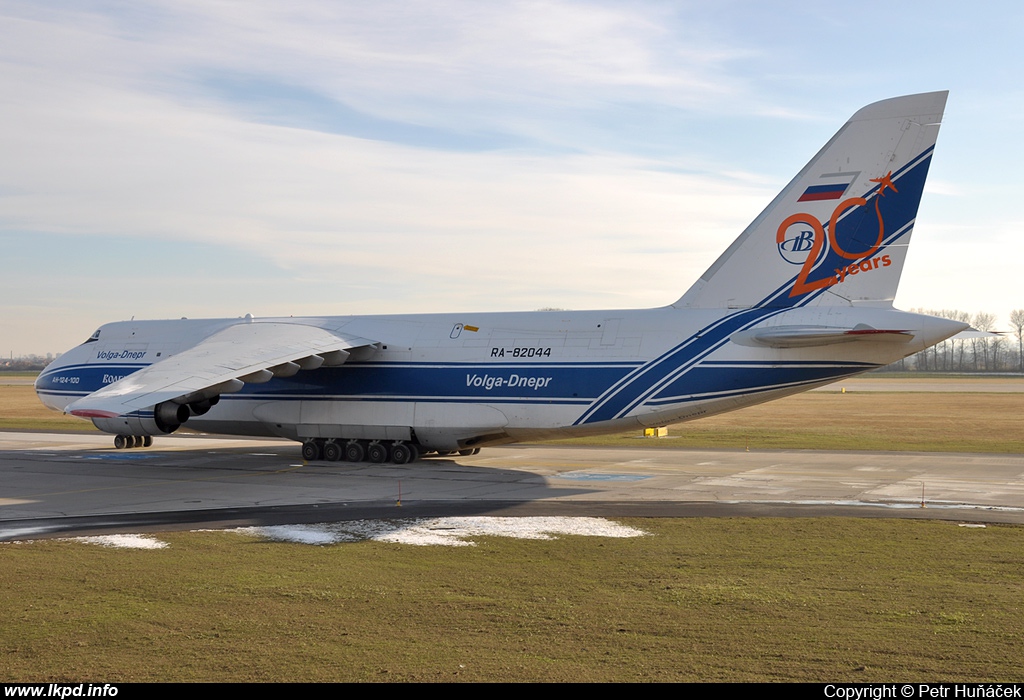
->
[[66, 322, 378, 418], [949, 329, 1002, 341], [731, 324, 912, 349]]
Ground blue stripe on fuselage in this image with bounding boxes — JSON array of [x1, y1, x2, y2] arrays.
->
[[573, 306, 792, 425], [36, 361, 643, 404], [231, 362, 637, 401], [648, 361, 878, 403], [34, 363, 146, 395]]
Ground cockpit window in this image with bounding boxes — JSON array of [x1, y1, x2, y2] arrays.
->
[[84, 329, 101, 344]]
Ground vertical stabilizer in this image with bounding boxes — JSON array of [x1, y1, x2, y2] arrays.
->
[[674, 91, 947, 310]]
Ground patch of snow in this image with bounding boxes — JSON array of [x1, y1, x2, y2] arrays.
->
[[236, 516, 647, 547], [69, 534, 169, 549]]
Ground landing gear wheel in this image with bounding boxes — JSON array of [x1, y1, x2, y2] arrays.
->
[[367, 441, 390, 464], [129, 436, 141, 448], [114, 435, 128, 449], [323, 440, 343, 462], [391, 442, 412, 465], [344, 440, 366, 463], [142, 435, 153, 448], [458, 448, 480, 456], [301, 440, 322, 462]]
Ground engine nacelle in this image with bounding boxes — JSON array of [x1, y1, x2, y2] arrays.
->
[[188, 395, 220, 416], [91, 401, 190, 436]]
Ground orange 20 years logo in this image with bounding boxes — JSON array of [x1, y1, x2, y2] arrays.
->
[[776, 172, 897, 298]]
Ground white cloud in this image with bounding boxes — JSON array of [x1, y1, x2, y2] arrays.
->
[[2, 0, 1023, 353], [0, 61, 770, 315]]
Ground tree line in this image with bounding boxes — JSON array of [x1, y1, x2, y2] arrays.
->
[[0, 354, 54, 372], [888, 309, 1024, 373]]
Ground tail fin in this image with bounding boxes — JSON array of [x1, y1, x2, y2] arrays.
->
[[674, 91, 947, 310]]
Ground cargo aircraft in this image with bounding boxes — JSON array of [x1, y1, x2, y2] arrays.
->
[[36, 91, 966, 464]]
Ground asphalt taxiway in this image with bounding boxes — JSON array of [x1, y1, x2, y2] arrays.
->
[[2, 430, 1023, 539]]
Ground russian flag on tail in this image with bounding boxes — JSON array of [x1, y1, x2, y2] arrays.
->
[[797, 183, 848, 202]]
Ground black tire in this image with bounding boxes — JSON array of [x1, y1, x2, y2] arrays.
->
[[301, 440, 322, 461], [367, 441, 389, 463], [114, 435, 128, 449], [345, 440, 365, 463], [458, 448, 479, 456], [391, 442, 412, 465], [323, 441, 343, 462], [143, 436, 153, 448], [408, 443, 421, 463]]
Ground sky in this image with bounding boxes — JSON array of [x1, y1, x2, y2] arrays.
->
[[2, 0, 1022, 355]]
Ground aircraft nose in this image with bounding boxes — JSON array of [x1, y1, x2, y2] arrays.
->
[[34, 352, 81, 412], [34, 373, 56, 411], [34, 369, 61, 411]]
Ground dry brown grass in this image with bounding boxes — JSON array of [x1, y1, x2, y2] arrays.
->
[[4, 382, 1024, 451], [0, 385, 96, 431], [2, 520, 1022, 682], [557, 391, 1024, 453]]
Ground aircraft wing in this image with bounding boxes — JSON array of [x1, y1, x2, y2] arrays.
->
[[66, 322, 377, 418]]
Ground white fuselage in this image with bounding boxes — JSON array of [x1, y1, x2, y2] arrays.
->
[[36, 304, 963, 450]]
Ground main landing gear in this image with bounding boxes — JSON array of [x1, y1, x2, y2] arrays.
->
[[302, 438, 420, 464], [301, 439, 481, 465], [113, 434, 153, 449]]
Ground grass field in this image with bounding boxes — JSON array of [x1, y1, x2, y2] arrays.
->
[[2, 519, 1022, 682], [4, 377, 1024, 681], [0, 385, 96, 431], [550, 391, 1024, 453]]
